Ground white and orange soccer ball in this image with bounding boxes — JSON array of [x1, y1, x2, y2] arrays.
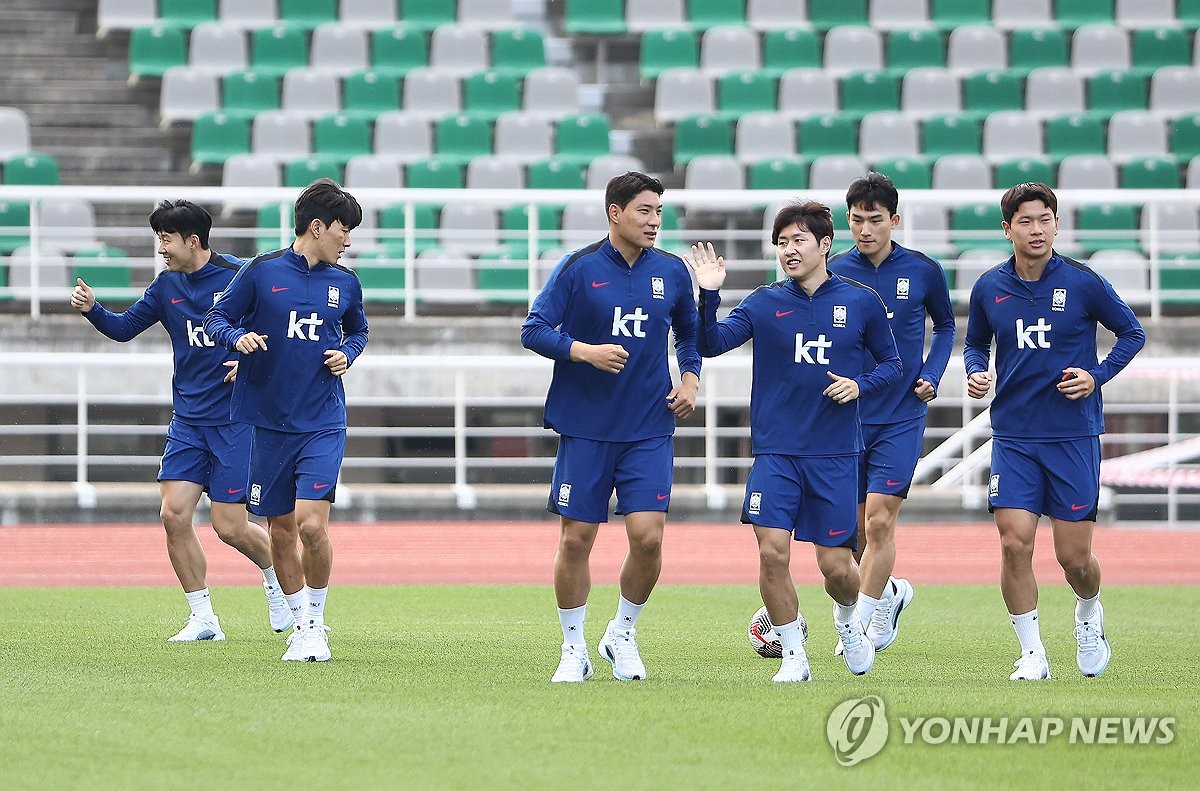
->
[[748, 605, 807, 658]]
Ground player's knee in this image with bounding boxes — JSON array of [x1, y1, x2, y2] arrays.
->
[[758, 543, 789, 571], [863, 512, 896, 545], [296, 517, 327, 545], [159, 503, 190, 531], [629, 530, 662, 557], [1055, 550, 1092, 581], [999, 532, 1035, 562], [558, 530, 593, 560]]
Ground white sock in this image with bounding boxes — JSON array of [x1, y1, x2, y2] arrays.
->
[[558, 604, 586, 646], [185, 588, 215, 619], [855, 593, 880, 627], [304, 585, 327, 625], [261, 566, 280, 590], [776, 619, 804, 652], [833, 601, 858, 626], [1010, 609, 1045, 654], [285, 590, 307, 627], [614, 595, 645, 630], [883, 577, 898, 599], [1075, 592, 1100, 624]]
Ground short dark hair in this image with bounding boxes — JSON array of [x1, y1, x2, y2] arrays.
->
[[845, 172, 899, 216], [1000, 182, 1057, 224], [149, 199, 212, 248], [604, 171, 664, 213], [771, 200, 834, 248], [293, 178, 362, 237]]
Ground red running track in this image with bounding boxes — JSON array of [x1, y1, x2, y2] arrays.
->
[[0, 521, 1196, 587]]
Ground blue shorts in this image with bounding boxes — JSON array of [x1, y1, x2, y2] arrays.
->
[[158, 419, 251, 504], [741, 454, 859, 549], [988, 437, 1100, 522], [247, 426, 345, 518], [548, 435, 673, 523], [859, 416, 925, 501]]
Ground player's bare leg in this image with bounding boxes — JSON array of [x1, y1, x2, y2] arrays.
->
[[1052, 516, 1110, 676], [997, 508, 1051, 679], [552, 518, 599, 681], [161, 480, 224, 641], [818, 544, 874, 674]]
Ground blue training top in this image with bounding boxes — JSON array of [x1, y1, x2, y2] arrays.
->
[[698, 273, 902, 457], [963, 253, 1145, 440], [521, 238, 701, 442], [82, 253, 242, 426], [828, 242, 956, 425], [204, 246, 369, 433]]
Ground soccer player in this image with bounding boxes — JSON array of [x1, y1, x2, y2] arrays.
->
[[963, 182, 1145, 681], [827, 173, 956, 654], [69, 199, 290, 641], [686, 201, 902, 682], [204, 179, 368, 663], [521, 171, 701, 683]]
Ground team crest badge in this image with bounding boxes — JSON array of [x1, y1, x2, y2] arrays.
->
[[896, 278, 910, 300], [558, 483, 571, 507], [989, 474, 1000, 499], [748, 491, 762, 516], [1052, 288, 1066, 312], [327, 286, 340, 308], [250, 483, 261, 507], [651, 276, 664, 300], [833, 305, 847, 328]]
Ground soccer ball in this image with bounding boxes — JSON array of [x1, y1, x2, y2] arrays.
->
[[748, 605, 807, 659]]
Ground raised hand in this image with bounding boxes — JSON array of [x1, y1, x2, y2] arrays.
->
[[684, 242, 727, 290], [69, 277, 95, 313]]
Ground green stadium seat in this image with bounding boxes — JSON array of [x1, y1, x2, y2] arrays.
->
[[128, 25, 187, 81], [1008, 28, 1069, 74], [951, 202, 1008, 252], [190, 112, 250, 166], [278, 0, 337, 30], [406, 159, 464, 188], [1180, 0, 1200, 29], [1121, 157, 1182, 189], [1056, 0, 1115, 30], [1076, 204, 1141, 253], [962, 70, 1022, 119], [873, 157, 932, 189], [1170, 115, 1200, 162], [313, 114, 371, 162], [251, 26, 309, 78], [256, 202, 293, 247], [673, 115, 733, 166], [477, 250, 532, 303], [640, 29, 699, 80], [4, 152, 60, 185], [808, 0, 868, 31], [433, 114, 491, 167], [554, 113, 611, 167], [222, 70, 280, 119], [342, 71, 400, 121], [1131, 27, 1192, 72], [371, 26, 429, 78], [462, 71, 521, 121], [1159, 255, 1200, 304], [159, 0, 217, 28], [687, 0, 748, 30], [354, 250, 408, 302], [501, 204, 561, 255], [0, 200, 31, 254], [378, 202, 440, 253], [1045, 114, 1106, 161], [72, 247, 131, 290], [798, 114, 858, 158], [761, 29, 820, 76], [716, 71, 776, 120], [527, 158, 586, 189], [399, 0, 456, 32], [491, 28, 546, 78], [922, 115, 981, 157], [930, 0, 989, 31], [840, 71, 900, 118], [284, 156, 343, 188], [886, 28, 945, 74], [995, 157, 1056, 188], [563, 0, 626, 34], [1088, 70, 1148, 115], [747, 157, 808, 190]]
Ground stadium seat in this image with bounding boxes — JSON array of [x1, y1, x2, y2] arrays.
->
[[72, 247, 132, 291], [951, 203, 1008, 252], [159, 67, 220, 124], [1188, 155, 1200, 189], [191, 112, 250, 167], [859, 111, 919, 160], [1045, 114, 1106, 160], [373, 112, 433, 162], [309, 24, 369, 76], [1170, 115, 1200, 163], [344, 155, 403, 189], [823, 27, 884, 75], [353, 249, 407, 302], [342, 71, 400, 121], [872, 157, 932, 189], [406, 159, 464, 188], [735, 112, 795, 163], [1159, 254, 1200, 304], [563, 0, 625, 35], [554, 113, 612, 167], [429, 25, 489, 77], [640, 29, 699, 80], [1056, 0, 1114, 30], [338, 0, 396, 29], [1149, 67, 1200, 117], [222, 153, 281, 190], [378, 202, 440, 254], [251, 111, 311, 161], [626, 0, 687, 33], [462, 71, 521, 121], [922, 115, 981, 157], [370, 26, 429, 78], [931, 154, 991, 189], [747, 157, 808, 190], [901, 68, 961, 116], [1120, 157, 1181, 189], [1115, 0, 1176, 28], [995, 158, 1056, 188], [1144, 204, 1200, 255], [929, 0, 989, 31], [1088, 71, 1148, 115], [886, 29, 946, 74], [0, 200, 31, 254], [1077, 204, 1141, 253], [250, 26, 308, 78], [413, 248, 480, 304], [716, 71, 776, 120], [466, 156, 524, 190], [901, 204, 954, 259], [761, 29, 821, 77], [457, 0, 516, 30], [841, 70, 900, 118], [1071, 25, 1130, 75], [128, 25, 187, 81], [521, 68, 581, 120], [1024, 67, 1085, 117], [97, 0, 157, 37], [946, 25, 1006, 72], [501, 203, 562, 255], [217, 72, 274, 121], [1107, 110, 1168, 162], [777, 69, 837, 119], [1088, 249, 1149, 302], [746, 0, 807, 31], [982, 112, 1043, 162], [160, 0, 217, 29], [279, 0, 337, 29], [1056, 154, 1118, 189], [687, 0, 749, 29], [402, 67, 462, 119], [493, 112, 554, 164], [808, 155, 866, 189], [992, 0, 1053, 30], [281, 69, 341, 119], [798, 114, 858, 158], [807, 0, 868, 31], [3, 152, 60, 185], [218, 0, 276, 28], [36, 198, 98, 254], [700, 26, 761, 76], [313, 113, 370, 162], [1180, 0, 1200, 28], [438, 204, 500, 255], [673, 115, 734, 166], [491, 28, 546, 78], [870, 0, 929, 30], [5, 247, 72, 300], [654, 68, 714, 123], [1132, 27, 1191, 73], [433, 114, 492, 167], [476, 249, 532, 303], [527, 158, 586, 189], [1008, 28, 1068, 74], [586, 154, 645, 189], [399, 0, 456, 32], [962, 70, 1022, 118], [683, 155, 745, 211], [284, 156, 343, 187]]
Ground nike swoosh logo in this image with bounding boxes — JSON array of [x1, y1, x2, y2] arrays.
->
[[656, 493, 669, 501], [995, 295, 1013, 303], [227, 487, 244, 495], [171, 298, 186, 304], [313, 482, 331, 490], [775, 310, 795, 317], [1071, 503, 1089, 511], [591, 281, 610, 288], [886, 480, 905, 487], [828, 529, 848, 537], [272, 286, 289, 293]]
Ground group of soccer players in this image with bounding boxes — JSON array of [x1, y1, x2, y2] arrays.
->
[[522, 172, 1144, 685]]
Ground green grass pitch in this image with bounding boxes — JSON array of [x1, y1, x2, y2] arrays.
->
[[0, 584, 1192, 790]]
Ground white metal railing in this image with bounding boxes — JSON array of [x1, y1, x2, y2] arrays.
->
[[0, 352, 1197, 523], [2, 185, 1199, 320]]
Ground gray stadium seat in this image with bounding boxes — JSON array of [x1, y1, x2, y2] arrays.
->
[[414, 248, 480, 303], [222, 153, 282, 189], [1088, 249, 1149, 302], [402, 68, 463, 120], [188, 23, 248, 75], [5, 247, 72, 301], [35, 198, 98, 254], [931, 155, 992, 190], [218, 0, 276, 28], [374, 112, 434, 162], [466, 156, 525, 190], [281, 69, 342, 119], [493, 112, 554, 164], [97, 0, 157, 36], [439, 204, 501, 255], [1188, 156, 1200, 189], [1107, 110, 1168, 162], [561, 203, 608, 248], [899, 203, 954, 258], [823, 27, 884, 74], [1024, 67, 1085, 117], [654, 68, 713, 123], [735, 112, 795, 163], [859, 111, 920, 161], [700, 26, 761, 76], [522, 68, 582, 120], [747, 0, 808, 31], [1057, 155, 1118, 190], [777, 69, 838, 119], [1071, 25, 1130, 75], [991, 0, 1053, 30], [338, 0, 397, 29], [1115, 0, 1177, 27], [1142, 204, 1200, 254], [457, 0, 516, 29], [684, 155, 745, 211], [626, 0, 687, 33], [344, 155, 403, 189], [251, 111, 312, 161], [869, 0, 930, 31], [309, 24, 369, 76], [982, 111, 1043, 162], [809, 155, 867, 189], [947, 26, 1007, 73], [158, 67, 220, 126], [429, 25, 489, 76], [1149, 68, 1200, 117], [586, 154, 645, 189], [901, 68, 962, 116]]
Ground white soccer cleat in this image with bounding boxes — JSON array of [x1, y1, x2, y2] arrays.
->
[[299, 623, 332, 662], [281, 625, 307, 662], [264, 583, 294, 633], [598, 619, 647, 681], [835, 617, 875, 676], [551, 643, 594, 683], [866, 577, 915, 652], [772, 646, 812, 683], [167, 614, 225, 642], [1075, 603, 1111, 678], [1009, 650, 1052, 681]]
